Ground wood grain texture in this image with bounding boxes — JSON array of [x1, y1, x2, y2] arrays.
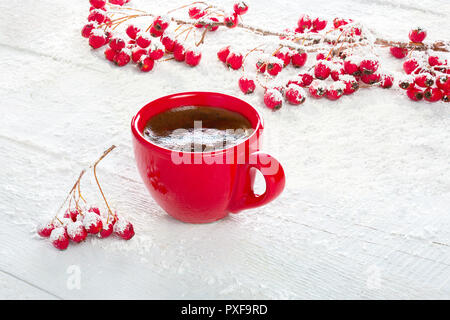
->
[[0, 0, 449, 299]]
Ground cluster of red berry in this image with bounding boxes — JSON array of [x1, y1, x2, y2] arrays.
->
[[37, 146, 134, 251], [38, 206, 134, 250], [390, 28, 449, 102]]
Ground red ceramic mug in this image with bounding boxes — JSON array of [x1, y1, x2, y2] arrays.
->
[[131, 92, 285, 223]]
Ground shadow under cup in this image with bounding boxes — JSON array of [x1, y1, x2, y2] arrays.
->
[[131, 92, 285, 224]]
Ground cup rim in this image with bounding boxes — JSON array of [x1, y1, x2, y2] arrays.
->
[[131, 91, 264, 157]]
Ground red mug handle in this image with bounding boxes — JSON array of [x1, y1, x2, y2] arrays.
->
[[228, 152, 285, 213]]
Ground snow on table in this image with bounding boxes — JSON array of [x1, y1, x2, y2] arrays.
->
[[0, 0, 449, 299]]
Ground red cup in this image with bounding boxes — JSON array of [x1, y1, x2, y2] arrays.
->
[[131, 92, 285, 223]]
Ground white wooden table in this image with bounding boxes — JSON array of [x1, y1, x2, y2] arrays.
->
[[1, 0, 449, 299]]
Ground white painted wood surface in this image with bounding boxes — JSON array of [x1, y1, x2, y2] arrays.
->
[[1, 0, 449, 299]]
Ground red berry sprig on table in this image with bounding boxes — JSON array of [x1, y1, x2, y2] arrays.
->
[[37, 146, 135, 250]]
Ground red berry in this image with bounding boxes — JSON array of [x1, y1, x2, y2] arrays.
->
[[138, 56, 155, 72], [406, 88, 424, 101], [414, 73, 434, 88], [81, 23, 96, 38], [408, 28, 427, 43], [340, 75, 359, 94], [343, 56, 361, 76], [88, 207, 101, 215], [267, 59, 283, 76], [109, 0, 127, 5], [206, 17, 220, 31], [88, 9, 107, 24], [274, 48, 291, 67], [256, 59, 267, 73], [50, 227, 69, 250], [309, 80, 327, 99], [330, 63, 344, 81], [389, 46, 408, 59], [285, 84, 306, 105], [263, 89, 283, 110], [359, 58, 379, 74], [131, 47, 147, 63], [136, 33, 151, 48], [185, 49, 202, 66], [333, 17, 350, 29], [238, 76, 256, 94], [403, 58, 419, 74], [89, 30, 107, 49], [428, 55, 445, 66], [83, 212, 103, 234], [297, 14, 312, 33], [173, 42, 186, 61], [114, 49, 131, 66], [233, 1, 249, 15], [98, 218, 114, 238], [109, 37, 125, 51], [298, 73, 314, 87], [161, 34, 176, 52], [37, 222, 55, 237], [326, 81, 345, 100], [314, 61, 331, 80], [226, 51, 243, 70], [436, 75, 450, 91], [316, 52, 327, 60], [311, 17, 327, 32], [149, 42, 165, 60], [151, 16, 169, 37], [224, 13, 239, 28], [217, 46, 230, 63], [188, 7, 206, 19], [114, 218, 135, 240], [291, 51, 307, 68], [424, 87, 443, 102], [379, 74, 394, 89], [67, 221, 87, 243], [360, 73, 381, 85], [126, 25, 140, 40], [104, 47, 117, 61], [90, 0, 106, 9], [64, 209, 80, 222], [398, 75, 415, 90]]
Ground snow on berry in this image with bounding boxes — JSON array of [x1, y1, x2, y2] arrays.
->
[[296, 14, 312, 33], [224, 13, 239, 28], [131, 47, 147, 63], [428, 55, 446, 66], [309, 80, 327, 99], [264, 88, 283, 110], [83, 211, 103, 234], [81, 22, 96, 38], [344, 55, 362, 76], [359, 57, 379, 74], [161, 34, 176, 52], [114, 48, 131, 66], [285, 84, 306, 105], [89, 29, 107, 49], [408, 27, 427, 43], [379, 74, 394, 89], [238, 75, 256, 94], [114, 217, 135, 240], [173, 42, 186, 61], [314, 60, 331, 80], [330, 62, 344, 81], [126, 24, 140, 40], [50, 227, 70, 250], [37, 222, 55, 238], [291, 50, 308, 68], [185, 47, 202, 66], [88, 9, 107, 24], [403, 58, 420, 74], [136, 32, 152, 48], [150, 16, 170, 37], [67, 221, 88, 243], [64, 209, 80, 222], [266, 57, 284, 76], [340, 74, 359, 94], [390, 46, 408, 59], [233, 1, 249, 15], [206, 17, 220, 31], [326, 81, 345, 100], [98, 218, 115, 238], [217, 46, 231, 63], [149, 41, 165, 60], [226, 50, 243, 70], [274, 47, 291, 67], [109, 37, 126, 51]]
